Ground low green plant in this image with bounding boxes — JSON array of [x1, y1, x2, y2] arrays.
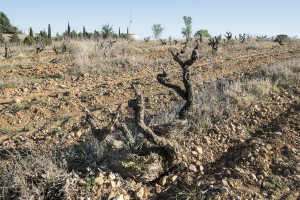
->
[[23, 35, 34, 46], [88, 104, 108, 111], [85, 177, 96, 191], [263, 176, 285, 189], [271, 85, 281, 95], [4, 104, 27, 115], [23, 125, 34, 132], [0, 127, 12, 135], [9, 32, 20, 43], [50, 127, 61, 135], [53, 114, 71, 122], [121, 160, 146, 171], [175, 185, 209, 200]]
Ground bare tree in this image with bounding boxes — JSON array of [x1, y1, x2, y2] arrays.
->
[[157, 40, 200, 119], [4, 42, 17, 58], [144, 37, 150, 42], [36, 41, 45, 54], [239, 33, 246, 43], [4, 42, 10, 58], [103, 39, 117, 58], [208, 36, 221, 53], [159, 39, 167, 45], [168, 36, 172, 45], [53, 38, 70, 54], [224, 32, 232, 41]]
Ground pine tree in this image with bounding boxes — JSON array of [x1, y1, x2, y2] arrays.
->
[[0, 12, 18, 33], [29, 27, 33, 37], [48, 24, 51, 39]]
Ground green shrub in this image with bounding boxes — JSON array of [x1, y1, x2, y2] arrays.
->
[[9, 32, 20, 43], [195, 29, 211, 37], [44, 37, 52, 45], [23, 35, 34, 46], [0, 32, 4, 43]]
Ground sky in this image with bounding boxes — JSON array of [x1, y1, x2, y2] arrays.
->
[[1, 0, 299, 39]]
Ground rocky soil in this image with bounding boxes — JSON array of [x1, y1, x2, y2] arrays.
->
[[0, 39, 299, 199]]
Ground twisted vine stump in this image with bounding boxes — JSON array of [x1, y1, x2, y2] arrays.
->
[[157, 41, 200, 119], [85, 85, 180, 183], [4, 42, 10, 58], [208, 36, 220, 53]]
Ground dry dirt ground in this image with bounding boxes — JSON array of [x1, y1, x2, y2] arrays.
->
[[0, 38, 299, 199]]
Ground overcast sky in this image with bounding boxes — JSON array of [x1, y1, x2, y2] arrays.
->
[[1, 0, 299, 39]]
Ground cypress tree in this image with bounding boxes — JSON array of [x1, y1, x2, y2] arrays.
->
[[83, 26, 86, 38], [67, 22, 70, 37], [48, 24, 51, 39], [29, 27, 33, 37], [118, 27, 121, 38], [127, 27, 129, 34]]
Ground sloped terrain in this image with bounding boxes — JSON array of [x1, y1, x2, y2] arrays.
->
[[0, 38, 299, 199]]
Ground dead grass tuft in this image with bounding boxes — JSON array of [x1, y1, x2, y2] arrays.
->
[[0, 145, 69, 199]]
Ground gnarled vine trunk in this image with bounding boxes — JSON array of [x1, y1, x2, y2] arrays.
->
[[157, 41, 200, 119]]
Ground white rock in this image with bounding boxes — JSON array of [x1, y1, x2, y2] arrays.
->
[[189, 164, 197, 173], [222, 179, 228, 187], [203, 136, 211, 145], [159, 176, 168, 186], [171, 175, 178, 182], [199, 165, 204, 172], [14, 98, 21, 104], [195, 146, 203, 155], [110, 180, 116, 188], [108, 174, 116, 180], [111, 194, 124, 200], [249, 173, 257, 180], [76, 130, 83, 138], [180, 161, 188, 169], [135, 187, 144, 199], [95, 177, 104, 186]]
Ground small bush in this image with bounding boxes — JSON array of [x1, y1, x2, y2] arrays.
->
[[9, 32, 20, 43], [0, 147, 69, 199], [23, 35, 34, 46], [0, 127, 12, 135]]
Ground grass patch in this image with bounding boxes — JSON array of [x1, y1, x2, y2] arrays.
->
[[87, 104, 108, 111], [2, 104, 28, 115], [0, 76, 42, 89], [0, 127, 13, 135], [22, 125, 34, 132], [175, 184, 209, 200], [121, 160, 146, 171], [263, 176, 285, 189], [53, 114, 72, 122]]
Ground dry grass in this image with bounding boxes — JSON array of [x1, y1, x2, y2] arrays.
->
[[189, 56, 300, 130], [0, 145, 69, 199], [64, 39, 177, 76], [0, 36, 299, 199], [0, 75, 42, 89]]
